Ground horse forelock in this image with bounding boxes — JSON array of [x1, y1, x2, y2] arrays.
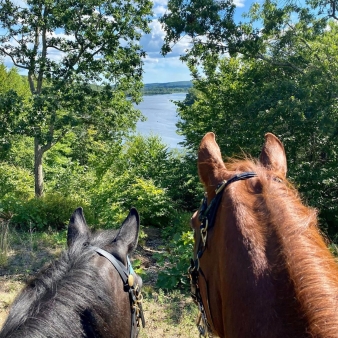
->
[[214, 158, 338, 337], [1, 230, 125, 338]]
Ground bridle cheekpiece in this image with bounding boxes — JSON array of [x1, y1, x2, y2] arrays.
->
[[189, 172, 257, 337], [91, 246, 145, 338]]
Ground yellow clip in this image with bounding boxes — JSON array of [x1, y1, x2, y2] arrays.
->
[[128, 274, 134, 287]]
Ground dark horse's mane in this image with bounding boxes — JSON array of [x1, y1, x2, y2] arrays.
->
[[225, 158, 338, 337], [1, 230, 119, 338]]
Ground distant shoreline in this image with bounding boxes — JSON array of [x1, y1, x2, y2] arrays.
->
[[142, 89, 189, 96], [142, 81, 192, 96]]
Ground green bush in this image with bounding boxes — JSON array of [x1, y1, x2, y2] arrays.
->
[[156, 230, 194, 289], [0, 163, 34, 199], [7, 194, 94, 231], [92, 172, 174, 228], [155, 212, 194, 289]]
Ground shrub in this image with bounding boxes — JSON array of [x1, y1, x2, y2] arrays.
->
[[156, 230, 194, 289], [0, 163, 34, 199], [7, 194, 95, 231], [155, 212, 194, 289], [92, 172, 174, 228]]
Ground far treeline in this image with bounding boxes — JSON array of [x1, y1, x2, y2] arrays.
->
[[0, 0, 338, 289], [142, 81, 192, 95]]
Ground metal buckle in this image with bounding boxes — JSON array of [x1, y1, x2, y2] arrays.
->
[[201, 219, 208, 246], [215, 180, 227, 194]]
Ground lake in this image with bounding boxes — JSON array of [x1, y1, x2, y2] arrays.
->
[[135, 93, 186, 149]]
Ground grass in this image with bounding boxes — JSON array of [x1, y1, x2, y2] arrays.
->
[[139, 287, 198, 337], [0, 227, 199, 337]]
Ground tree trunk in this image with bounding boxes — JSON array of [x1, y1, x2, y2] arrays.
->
[[34, 137, 44, 198]]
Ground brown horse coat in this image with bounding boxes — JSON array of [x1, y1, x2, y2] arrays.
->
[[191, 132, 338, 338]]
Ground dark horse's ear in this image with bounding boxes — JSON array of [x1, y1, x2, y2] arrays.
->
[[115, 208, 140, 256], [259, 133, 287, 178], [198, 132, 226, 188], [67, 207, 90, 247]]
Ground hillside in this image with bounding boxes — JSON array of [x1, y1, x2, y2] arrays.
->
[[143, 81, 192, 95]]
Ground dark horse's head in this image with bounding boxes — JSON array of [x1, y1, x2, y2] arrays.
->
[[0, 208, 144, 338], [189, 132, 338, 338]]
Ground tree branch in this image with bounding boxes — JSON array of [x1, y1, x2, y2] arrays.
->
[[37, 4, 49, 93], [256, 53, 305, 73], [0, 47, 29, 70]]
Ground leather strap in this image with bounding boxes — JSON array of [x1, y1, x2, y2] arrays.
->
[[91, 246, 130, 283], [90, 246, 143, 338]]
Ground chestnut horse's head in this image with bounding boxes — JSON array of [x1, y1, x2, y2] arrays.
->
[[190, 132, 338, 338]]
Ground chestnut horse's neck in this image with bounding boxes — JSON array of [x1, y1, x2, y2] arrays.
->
[[202, 167, 338, 338]]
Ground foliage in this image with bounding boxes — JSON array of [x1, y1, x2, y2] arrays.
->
[[0, 0, 152, 196], [156, 230, 193, 289], [0, 65, 30, 98], [0, 131, 201, 234], [6, 194, 94, 231], [0, 163, 34, 200], [92, 171, 174, 228], [161, 0, 338, 236], [122, 135, 203, 211], [92, 134, 202, 212], [162, 151, 203, 211], [0, 65, 31, 157], [156, 212, 194, 289], [121, 134, 170, 183]]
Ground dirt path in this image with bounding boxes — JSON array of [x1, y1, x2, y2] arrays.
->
[[0, 227, 199, 337]]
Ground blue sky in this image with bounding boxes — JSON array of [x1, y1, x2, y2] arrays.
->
[[141, 0, 257, 83], [1, 0, 257, 84]]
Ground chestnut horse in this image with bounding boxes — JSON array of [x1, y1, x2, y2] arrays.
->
[[0, 208, 145, 338], [190, 132, 338, 338]]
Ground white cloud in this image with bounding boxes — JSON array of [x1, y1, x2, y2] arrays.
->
[[152, 0, 169, 7], [234, 0, 246, 7], [141, 19, 192, 59], [153, 5, 167, 16]]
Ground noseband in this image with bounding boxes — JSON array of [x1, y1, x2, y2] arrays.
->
[[189, 172, 257, 337], [91, 246, 145, 338]]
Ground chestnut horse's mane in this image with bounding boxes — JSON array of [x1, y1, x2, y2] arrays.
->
[[222, 157, 338, 337]]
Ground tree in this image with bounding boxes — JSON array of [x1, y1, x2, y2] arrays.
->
[[0, 64, 31, 157], [161, 0, 338, 234], [0, 0, 152, 197]]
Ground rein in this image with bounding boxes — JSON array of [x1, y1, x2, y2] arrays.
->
[[189, 172, 257, 337], [91, 246, 145, 338]]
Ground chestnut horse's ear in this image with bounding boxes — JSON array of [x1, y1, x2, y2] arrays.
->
[[67, 207, 90, 247], [198, 132, 226, 188], [259, 133, 287, 178]]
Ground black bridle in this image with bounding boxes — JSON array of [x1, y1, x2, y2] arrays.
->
[[91, 246, 145, 338], [189, 172, 257, 337]]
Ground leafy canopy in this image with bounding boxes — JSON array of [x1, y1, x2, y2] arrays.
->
[[0, 0, 153, 196], [161, 0, 338, 235]]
